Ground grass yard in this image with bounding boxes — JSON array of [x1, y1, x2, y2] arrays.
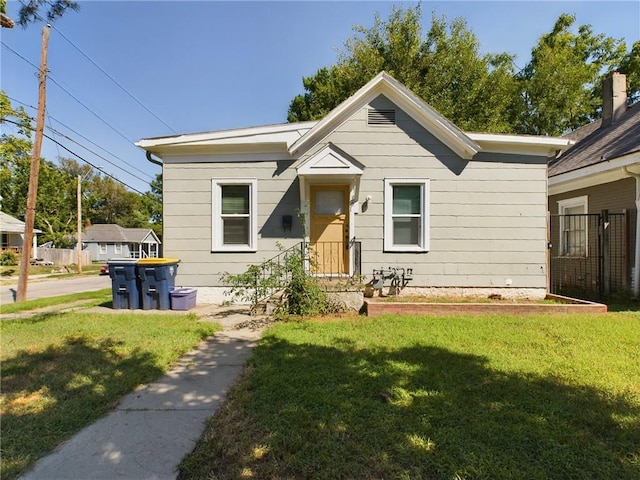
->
[[0, 311, 219, 480], [0, 288, 112, 314], [180, 312, 640, 479]]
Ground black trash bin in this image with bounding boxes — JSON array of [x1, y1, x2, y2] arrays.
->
[[137, 258, 180, 310], [108, 258, 140, 309]]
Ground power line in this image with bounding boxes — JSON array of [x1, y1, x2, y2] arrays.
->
[[2, 42, 152, 182], [46, 124, 153, 184], [3, 41, 137, 146], [3, 117, 150, 196], [50, 24, 178, 134], [47, 75, 136, 144], [1, 41, 40, 69], [7, 95, 155, 183]]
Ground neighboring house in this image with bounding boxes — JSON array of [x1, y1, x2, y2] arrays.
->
[[83, 224, 161, 262], [0, 211, 41, 258], [137, 72, 571, 304], [548, 73, 640, 298]]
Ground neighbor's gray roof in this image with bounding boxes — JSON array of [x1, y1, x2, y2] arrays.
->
[[0, 211, 42, 234], [548, 102, 640, 177], [84, 224, 159, 244]]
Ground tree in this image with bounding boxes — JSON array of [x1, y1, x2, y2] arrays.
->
[[16, 0, 78, 27], [288, 5, 520, 133], [518, 14, 629, 135], [619, 40, 640, 104], [141, 173, 163, 238], [1, 91, 33, 216], [288, 7, 638, 136]]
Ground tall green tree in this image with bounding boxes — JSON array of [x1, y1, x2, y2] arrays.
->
[[518, 13, 629, 135], [288, 5, 520, 133], [1, 91, 33, 217], [288, 6, 638, 136], [619, 40, 640, 104], [141, 173, 163, 238]]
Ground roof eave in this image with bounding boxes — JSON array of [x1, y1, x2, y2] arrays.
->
[[136, 122, 316, 151], [469, 133, 573, 157]]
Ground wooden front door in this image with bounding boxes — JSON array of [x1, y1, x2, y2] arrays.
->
[[310, 185, 349, 275]]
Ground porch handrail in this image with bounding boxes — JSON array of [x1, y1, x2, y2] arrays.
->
[[251, 241, 307, 305]]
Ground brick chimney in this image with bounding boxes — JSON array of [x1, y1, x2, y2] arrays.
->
[[602, 72, 627, 126]]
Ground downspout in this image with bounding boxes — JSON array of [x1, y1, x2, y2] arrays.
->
[[623, 166, 640, 296], [146, 151, 163, 167]]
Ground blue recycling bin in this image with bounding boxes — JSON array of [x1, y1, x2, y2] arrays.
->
[[137, 258, 180, 310], [108, 259, 141, 309]]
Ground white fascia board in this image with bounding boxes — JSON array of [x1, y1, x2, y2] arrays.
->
[[469, 133, 573, 156], [136, 122, 316, 150], [548, 152, 640, 195], [288, 71, 480, 160], [155, 143, 295, 162]]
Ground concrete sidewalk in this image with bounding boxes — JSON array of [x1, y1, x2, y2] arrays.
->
[[19, 305, 270, 480]]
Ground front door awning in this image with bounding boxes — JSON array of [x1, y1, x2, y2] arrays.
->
[[297, 143, 364, 206], [296, 143, 364, 178]]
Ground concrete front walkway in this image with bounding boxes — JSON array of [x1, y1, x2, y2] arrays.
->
[[19, 305, 269, 480]]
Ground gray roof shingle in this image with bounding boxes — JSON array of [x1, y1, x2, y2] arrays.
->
[[0, 211, 42, 234], [84, 224, 159, 244], [549, 103, 640, 177]]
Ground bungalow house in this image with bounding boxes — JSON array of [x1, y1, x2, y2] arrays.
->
[[0, 211, 41, 258], [548, 73, 640, 299], [136, 72, 571, 304], [83, 224, 161, 262]]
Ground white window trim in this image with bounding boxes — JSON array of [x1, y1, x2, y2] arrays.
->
[[212, 178, 258, 252], [114, 243, 122, 254], [99, 243, 107, 255], [558, 195, 588, 257], [384, 178, 430, 252]]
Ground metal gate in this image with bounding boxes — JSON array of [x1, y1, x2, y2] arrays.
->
[[549, 210, 631, 300]]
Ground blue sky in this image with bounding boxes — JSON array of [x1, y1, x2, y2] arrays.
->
[[2, 1, 639, 194]]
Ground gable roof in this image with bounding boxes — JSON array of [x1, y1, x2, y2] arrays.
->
[[288, 71, 481, 160], [84, 224, 160, 244], [136, 72, 571, 160], [0, 211, 42, 234], [549, 102, 640, 177]]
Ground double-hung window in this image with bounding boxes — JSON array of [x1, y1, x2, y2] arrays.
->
[[212, 179, 257, 252], [99, 243, 107, 255], [114, 243, 122, 255], [384, 178, 430, 252], [558, 196, 588, 257]]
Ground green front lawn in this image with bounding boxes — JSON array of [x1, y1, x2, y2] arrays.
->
[[1, 311, 219, 480], [0, 288, 112, 314], [180, 313, 640, 479]]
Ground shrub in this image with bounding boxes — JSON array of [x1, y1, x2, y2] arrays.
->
[[0, 251, 18, 266], [222, 243, 340, 316]]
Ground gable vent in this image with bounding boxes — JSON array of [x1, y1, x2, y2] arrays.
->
[[368, 108, 396, 125]]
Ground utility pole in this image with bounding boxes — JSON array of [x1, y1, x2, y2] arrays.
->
[[77, 174, 82, 274], [17, 24, 49, 302]]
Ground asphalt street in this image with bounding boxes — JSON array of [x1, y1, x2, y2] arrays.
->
[[1, 275, 111, 305]]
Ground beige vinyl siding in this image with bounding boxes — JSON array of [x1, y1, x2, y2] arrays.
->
[[163, 93, 549, 290], [305, 95, 548, 288], [162, 160, 302, 287]]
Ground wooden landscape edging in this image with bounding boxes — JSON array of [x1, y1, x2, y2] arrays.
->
[[364, 294, 608, 316]]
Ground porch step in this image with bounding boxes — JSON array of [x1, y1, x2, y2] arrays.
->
[[250, 289, 286, 316]]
